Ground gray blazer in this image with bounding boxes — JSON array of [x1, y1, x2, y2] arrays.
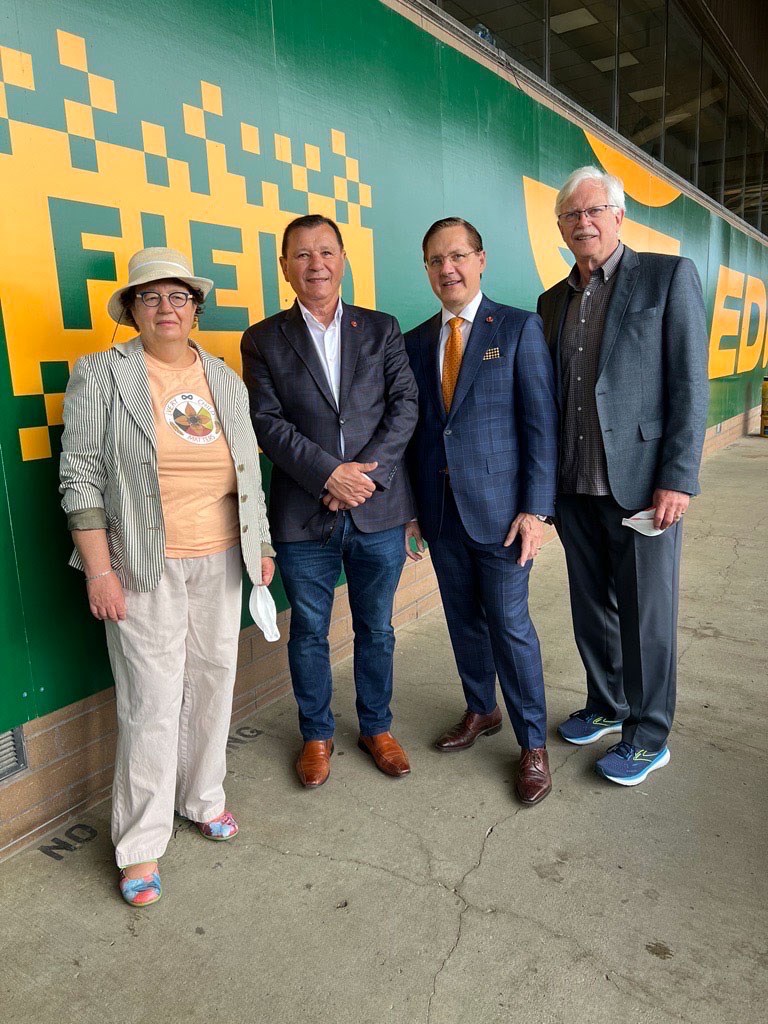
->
[[241, 301, 418, 543], [537, 247, 710, 509], [60, 337, 273, 591]]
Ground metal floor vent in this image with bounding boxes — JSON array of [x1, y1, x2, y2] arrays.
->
[[0, 727, 27, 782]]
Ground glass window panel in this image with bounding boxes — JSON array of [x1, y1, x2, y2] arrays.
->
[[724, 80, 748, 218], [697, 44, 727, 204], [663, 2, 701, 183], [442, 1, 547, 79], [617, 0, 665, 162], [761, 128, 768, 236], [548, 0, 618, 127], [743, 109, 765, 229]]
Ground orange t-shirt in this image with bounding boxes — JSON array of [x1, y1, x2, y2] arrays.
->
[[144, 348, 239, 558]]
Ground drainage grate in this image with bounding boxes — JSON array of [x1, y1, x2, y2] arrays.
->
[[0, 727, 27, 782]]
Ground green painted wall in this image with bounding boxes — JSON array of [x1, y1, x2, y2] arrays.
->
[[0, 0, 765, 731]]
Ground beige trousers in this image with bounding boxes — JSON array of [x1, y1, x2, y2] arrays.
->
[[105, 546, 242, 866]]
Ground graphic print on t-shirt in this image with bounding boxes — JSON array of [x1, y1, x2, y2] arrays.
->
[[163, 392, 222, 445]]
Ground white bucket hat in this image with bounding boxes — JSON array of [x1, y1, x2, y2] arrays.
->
[[107, 247, 214, 323]]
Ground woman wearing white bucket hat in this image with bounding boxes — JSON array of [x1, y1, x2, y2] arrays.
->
[[60, 247, 274, 907]]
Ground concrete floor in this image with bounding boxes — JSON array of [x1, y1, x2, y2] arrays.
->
[[1, 437, 766, 1024]]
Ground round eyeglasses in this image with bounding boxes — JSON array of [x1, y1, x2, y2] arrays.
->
[[135, 290, 195, 308]]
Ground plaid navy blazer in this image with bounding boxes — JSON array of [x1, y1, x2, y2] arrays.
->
[[242, 301, 418, 542], [405, 295, 558, 544]]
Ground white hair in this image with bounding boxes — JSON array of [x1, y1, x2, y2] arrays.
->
[[555, 166, 625, 214]]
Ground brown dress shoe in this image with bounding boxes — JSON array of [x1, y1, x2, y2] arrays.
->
[[357, 732, 411, 777], [435, 707, 503, 752], [514, 747, 551, 806], [295, 739, 334, 788]]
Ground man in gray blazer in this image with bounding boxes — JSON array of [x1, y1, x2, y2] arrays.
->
[[537, 167, 709, 787], [241, 215, 418, 788]]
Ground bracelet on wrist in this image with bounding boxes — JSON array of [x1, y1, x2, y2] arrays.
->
[[85, 569, 115, 583]]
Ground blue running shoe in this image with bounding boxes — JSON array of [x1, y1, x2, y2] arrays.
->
[[595, 742, 670, 786], [557, 709, 623, 745]]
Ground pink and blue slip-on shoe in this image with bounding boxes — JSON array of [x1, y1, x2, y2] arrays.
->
[[119, 869, 162, 907], [195, 810, 239, 841]]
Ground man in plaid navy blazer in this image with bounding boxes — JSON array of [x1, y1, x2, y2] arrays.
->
[[242, 215, 418, 788], [405, 218, 558, 806]]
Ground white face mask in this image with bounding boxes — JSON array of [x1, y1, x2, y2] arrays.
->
[[249, 584, 280, 642], [620, 508, 666, 537]]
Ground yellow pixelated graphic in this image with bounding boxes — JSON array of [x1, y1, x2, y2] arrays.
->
[[44, 393, 65, 426], [291, 164, 308, 192], [262, 180, 281, 209], [19, 427, 52, 462], [200, 81, 223, 116], [345, 157, 359, 182], [0, 45, 35, 89], [240, 123, 260, 154], [274, 134, 291, 163], [358, 183, 372, 207], [64, 98, 95, 139], [183, 103, 206, 139], [330, 129, 346, 155], [141, 121, 167, 157], [333, 175, 348, 201], [0, 30, 376, 451], [57, 30, 87, 72], [88, 73, 116, 113], [308, 193, 336, 219], [304, 144, 321, 172]]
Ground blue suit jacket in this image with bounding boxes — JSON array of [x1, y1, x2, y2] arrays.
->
[[405, 295, 558, 544], [537, 247, 709, 509]]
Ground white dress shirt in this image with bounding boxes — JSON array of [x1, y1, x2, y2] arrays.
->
[[438, 290, 484, 381], [298, 298, 345, 455], [298, 298, 343, 404]]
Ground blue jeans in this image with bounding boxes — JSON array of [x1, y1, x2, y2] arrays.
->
[[275, 515, 406, 740]]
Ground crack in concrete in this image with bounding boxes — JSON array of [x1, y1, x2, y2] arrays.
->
[[423, 743, 585, 1020], [426, 897, 468, 1024], [343, 797, 443, 885], [246, 835, 430, 890]]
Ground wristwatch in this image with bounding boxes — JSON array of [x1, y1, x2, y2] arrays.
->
[[533, 514, 550, 523]]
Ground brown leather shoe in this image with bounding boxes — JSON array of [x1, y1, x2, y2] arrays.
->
[[435, 707, 503, 752], [357, 732, 411, 777], [514, 747, 551, 806], [295, 739, 334, 788]]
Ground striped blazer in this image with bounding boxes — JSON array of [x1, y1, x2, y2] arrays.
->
[[59, 337, 272, 592]]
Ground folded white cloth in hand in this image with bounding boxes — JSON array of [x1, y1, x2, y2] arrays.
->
[[249, 584, 280, 641], [621, 508, 665, 537]]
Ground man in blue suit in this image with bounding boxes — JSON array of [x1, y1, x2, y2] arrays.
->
[[538, 167, 709, 787], [405, 218, 558, 806]]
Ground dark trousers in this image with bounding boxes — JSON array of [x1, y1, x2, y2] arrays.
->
[[556, 493, 683, 751], [275, 515, 406, 741], [427, 489, 547, 750]]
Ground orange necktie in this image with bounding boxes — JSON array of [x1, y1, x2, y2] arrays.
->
[[442, 316, 464, 412]]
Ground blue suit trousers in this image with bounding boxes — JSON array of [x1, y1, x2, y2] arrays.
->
[[428, 488, 547, 749]]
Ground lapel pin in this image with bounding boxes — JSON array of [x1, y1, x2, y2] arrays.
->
[[350, 320, 358, 327], [486, 316, 494, 323]]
